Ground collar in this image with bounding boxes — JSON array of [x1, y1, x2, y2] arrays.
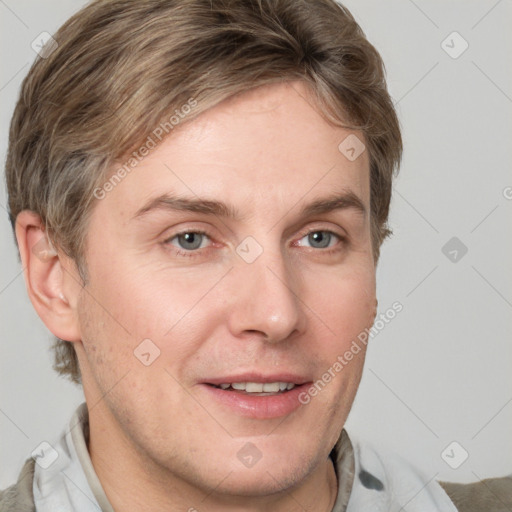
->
[[32, 402, 113, 512], [32, 402, 456, 512]]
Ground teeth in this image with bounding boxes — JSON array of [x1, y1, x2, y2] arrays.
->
[[262, 382, 280, 392], [217, 382, 296, 392], [246, 382, 264, 392]]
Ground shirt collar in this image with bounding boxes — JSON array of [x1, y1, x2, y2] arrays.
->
[[34, 401, 355, 512]]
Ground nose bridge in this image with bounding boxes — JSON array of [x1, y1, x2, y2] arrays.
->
[[227, 237, 305, 342]]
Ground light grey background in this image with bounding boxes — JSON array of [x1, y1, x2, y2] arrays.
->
[[1, 0, 511, 490]]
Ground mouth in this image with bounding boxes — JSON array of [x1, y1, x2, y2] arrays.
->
[[207, 381, 297, 396], [200, 375, 311, 419]]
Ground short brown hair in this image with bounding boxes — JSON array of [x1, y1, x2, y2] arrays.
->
[[5, 0, 402, 385]]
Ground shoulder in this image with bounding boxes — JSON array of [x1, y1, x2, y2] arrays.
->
[[346, 431, 512, 512], [345, 432, 458, 511], [0, 458, 36, 512], [440, 475, 512, 512]]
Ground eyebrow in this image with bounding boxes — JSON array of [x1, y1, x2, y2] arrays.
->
[[300, 191, 366, 218], [132, 190, 367, 221]]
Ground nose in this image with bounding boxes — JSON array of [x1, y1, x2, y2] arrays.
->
[[226, 245, 307, 343]]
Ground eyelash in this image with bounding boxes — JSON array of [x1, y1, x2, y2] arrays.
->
[[163, 228, 347, 259]]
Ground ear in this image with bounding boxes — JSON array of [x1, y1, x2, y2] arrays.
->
[[15, 211, 82, 342], [373, 298, 378, 321]]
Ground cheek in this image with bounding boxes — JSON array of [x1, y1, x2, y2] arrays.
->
[[78, 258, 224, 379], [311, 265, 376, 345], [83, 255, 178, 338]]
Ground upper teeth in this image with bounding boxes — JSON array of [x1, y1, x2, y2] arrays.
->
[[218, 382, 295, 392]]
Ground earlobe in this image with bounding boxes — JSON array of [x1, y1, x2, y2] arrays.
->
[[15, 211, 82, 342]]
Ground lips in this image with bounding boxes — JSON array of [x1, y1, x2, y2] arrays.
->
[[199, 373, 311, 419], [204, 373, 309, 387], [211, 381, 296, 393]]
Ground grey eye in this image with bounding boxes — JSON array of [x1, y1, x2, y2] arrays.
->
[[306, 231, 334, 249], [175, 232, 205, 250]]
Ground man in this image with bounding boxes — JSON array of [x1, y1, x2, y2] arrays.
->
[[1, 0, 510, 510]]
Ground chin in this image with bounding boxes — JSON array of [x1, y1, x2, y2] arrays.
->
[[215, 443, 319, 497], [217, 463, 310, 498]]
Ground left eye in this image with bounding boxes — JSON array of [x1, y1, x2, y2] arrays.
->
[[298, 230, 340, 249], [169, 231, 210, 251]]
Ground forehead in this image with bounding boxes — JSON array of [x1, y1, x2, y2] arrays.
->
[[100, 81, 370, 219]]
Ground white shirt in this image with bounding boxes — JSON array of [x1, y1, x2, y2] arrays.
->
[[340, 436, 458, 511], [33, 403, 113, 512], [32, 402, 457, 511]]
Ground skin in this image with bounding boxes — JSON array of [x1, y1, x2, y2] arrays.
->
[[17, 80, 377, 512]]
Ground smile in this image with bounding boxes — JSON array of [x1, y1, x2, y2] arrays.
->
[[201, 375, 311, 419], [211, 382, 296, 394]]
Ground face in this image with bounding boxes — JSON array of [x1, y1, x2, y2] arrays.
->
[[71, 81, 376, 496]]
